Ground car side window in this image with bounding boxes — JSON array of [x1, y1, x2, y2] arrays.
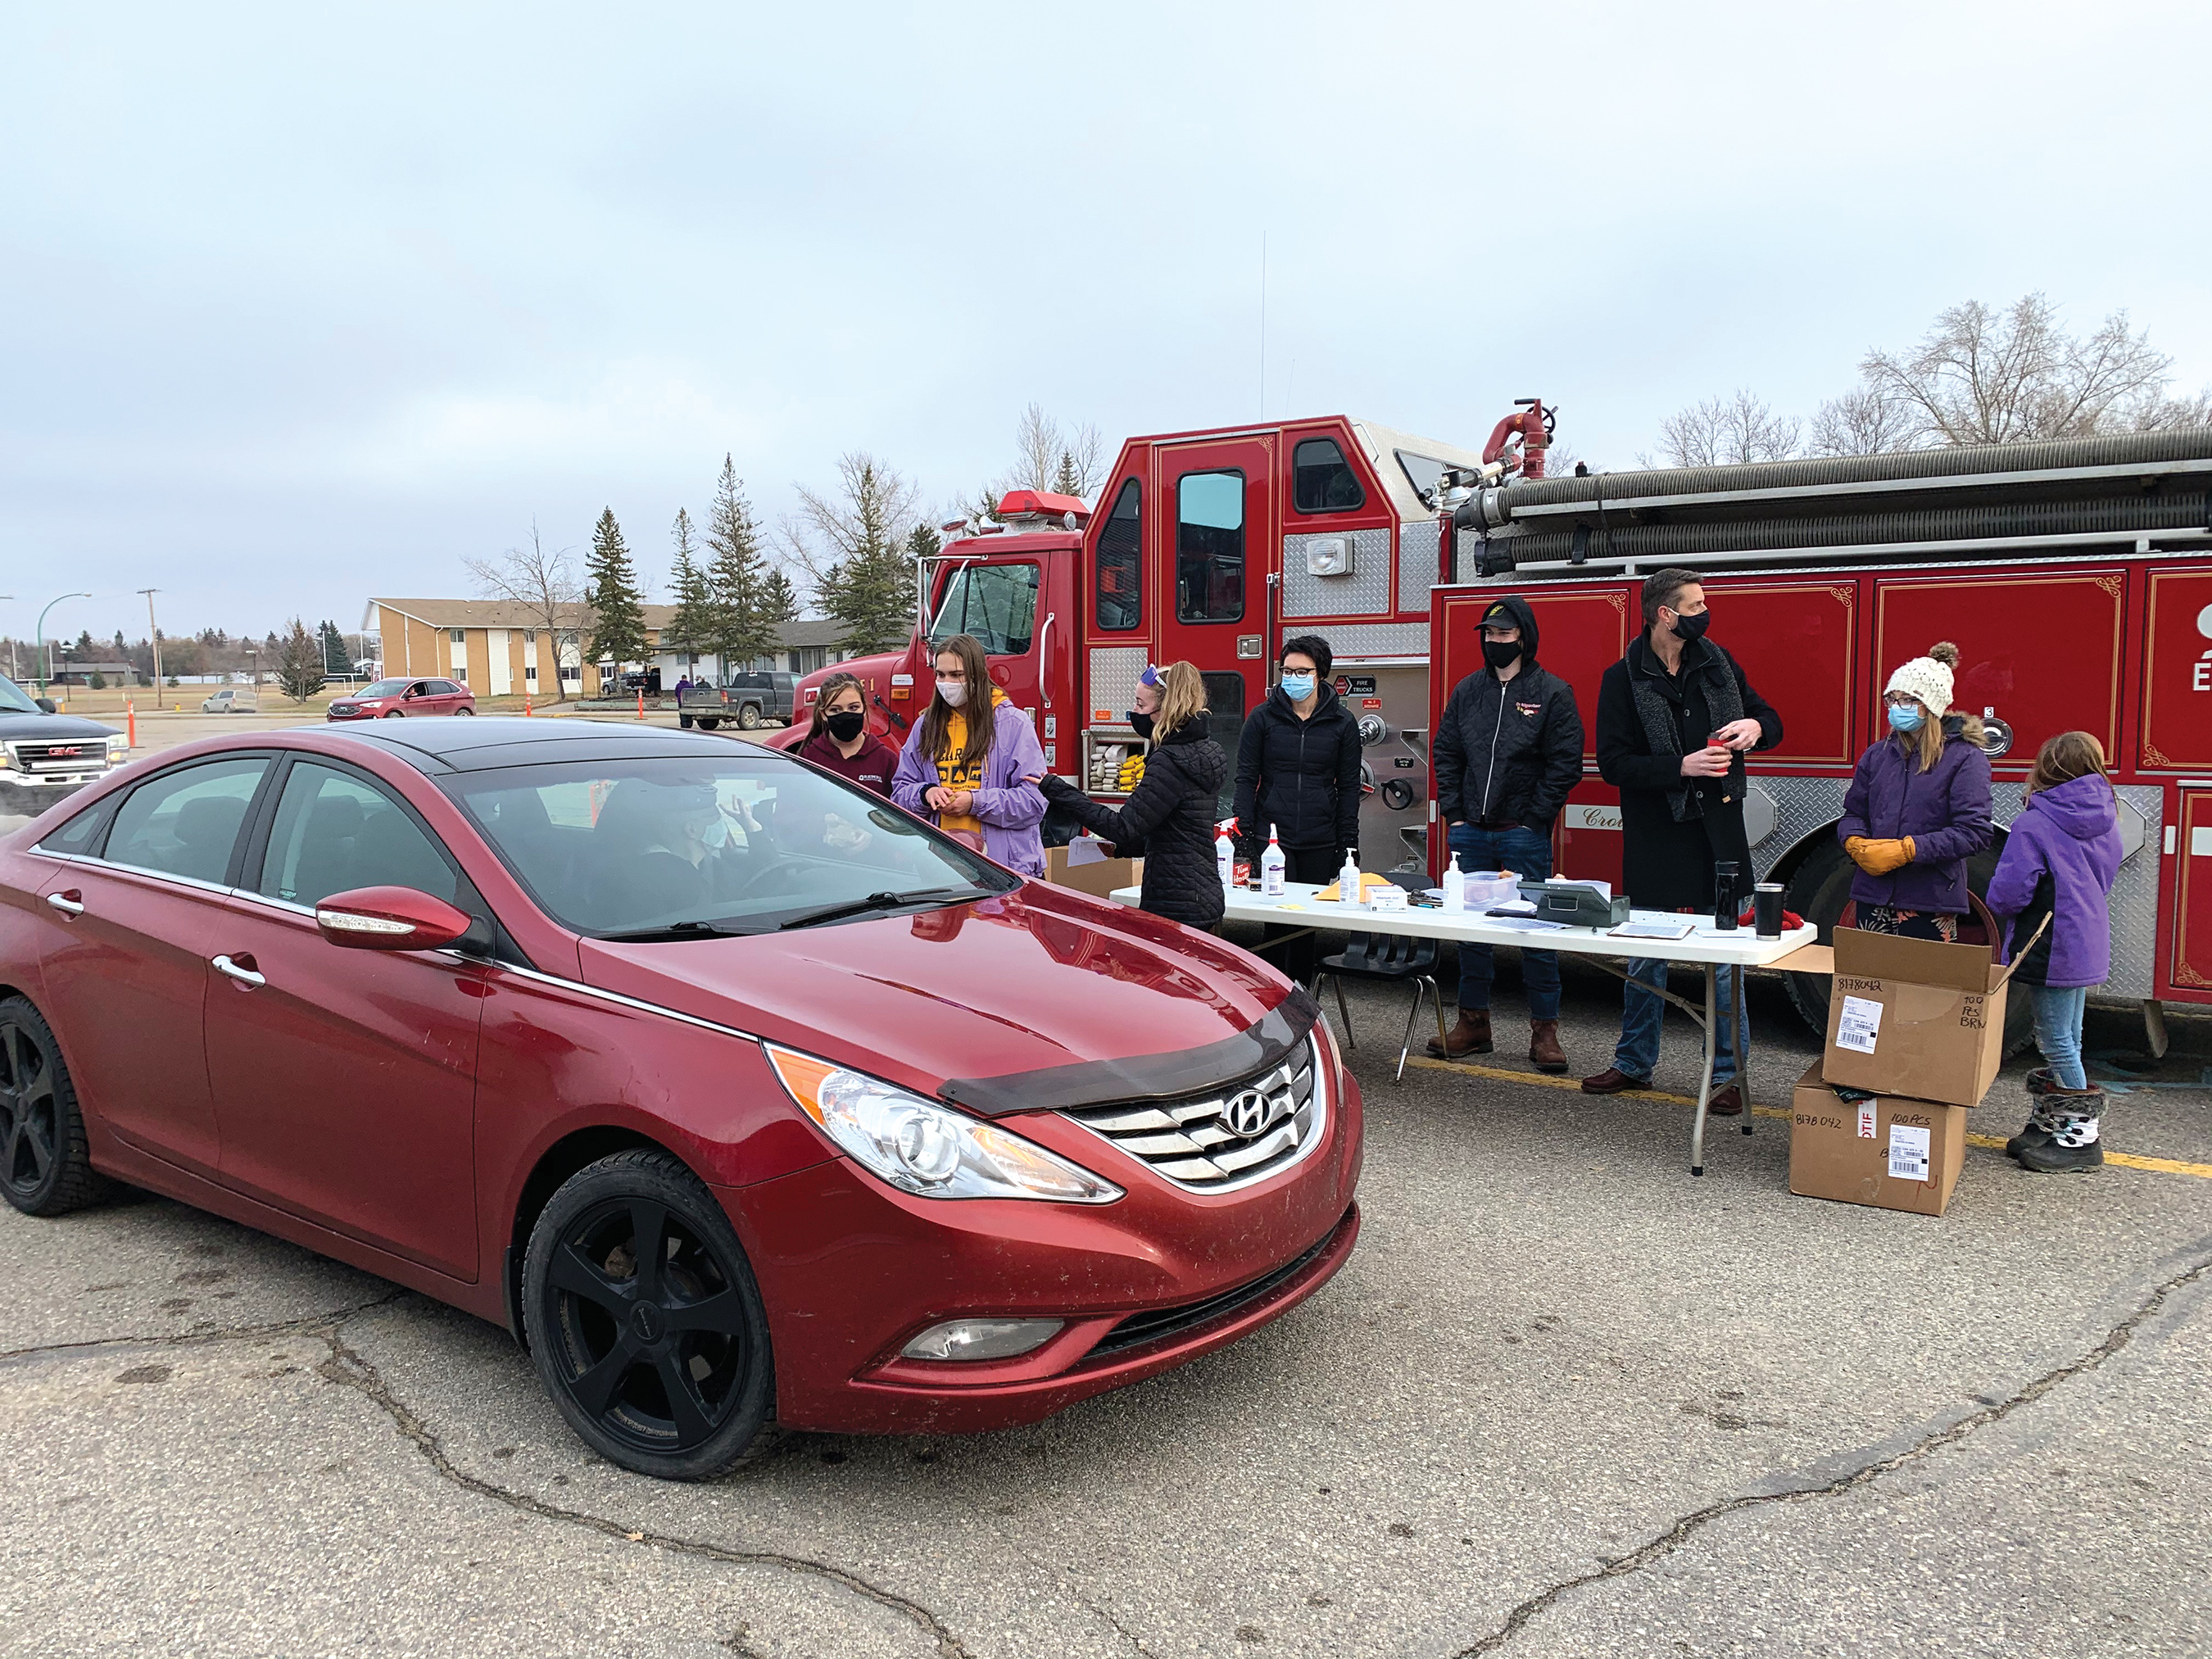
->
[[105, 758, 270, 885], [34, 796, 115, 857], [430, 680, 460, 696], [256, 762, 461, 910]]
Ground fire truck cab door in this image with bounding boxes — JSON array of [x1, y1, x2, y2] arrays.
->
[[1152, 437, 1273, 769]]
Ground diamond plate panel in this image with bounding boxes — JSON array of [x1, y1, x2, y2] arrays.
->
[[1086, 647, 1148, 721], [1746, 776, 1849, 883], [1398, 519, 1441, 614], [1285, 622, 1429, 660], [1282, 528, 1393, 618]]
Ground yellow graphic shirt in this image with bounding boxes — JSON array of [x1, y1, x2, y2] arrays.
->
[[935, 708, 986, 836]]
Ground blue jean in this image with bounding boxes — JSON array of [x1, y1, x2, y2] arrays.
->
[[1614, 956, 1738, 1088], [2030, 984, 2089, 1090], [1447, 823, 1562, 1022]]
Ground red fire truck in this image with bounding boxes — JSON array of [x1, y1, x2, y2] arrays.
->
[[770, 422, 2212, 1046]]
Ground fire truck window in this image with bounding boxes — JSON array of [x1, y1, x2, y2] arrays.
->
[[928, 561, 1038, 656], [1294, 439, 1365, 513], [1176, 470, 1246, 624], [1095, 478, 1141, 632]]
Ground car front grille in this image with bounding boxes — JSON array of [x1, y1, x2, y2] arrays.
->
[[7, 741, 102, 774], [1061, 1035, 1324, 1193], [329, 703, 359, 715], [1085, 1215, 1348, 1360]]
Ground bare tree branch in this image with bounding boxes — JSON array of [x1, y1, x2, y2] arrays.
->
[[1806, 388, 1921, 457], [1652, 389, 1802, 468], [463, 521, 583, 701]]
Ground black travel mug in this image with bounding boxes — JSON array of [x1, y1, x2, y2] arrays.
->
[[1753, 882, 1784, 940], [1713, 861, 1738, 930]]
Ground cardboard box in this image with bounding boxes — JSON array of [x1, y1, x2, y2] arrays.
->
[[1820, 926, 2024, 1108], [1788, 1062, 1969, 1216], [1043, 843, 1141, 899]]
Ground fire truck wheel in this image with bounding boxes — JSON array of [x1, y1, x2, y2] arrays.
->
[[1781, 837, 2034, 1055]]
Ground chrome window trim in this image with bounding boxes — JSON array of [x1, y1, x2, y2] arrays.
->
[[1059, 1031, 1331, 1196], [25, 848, 238, 900], [474, 958, 763, 1045]]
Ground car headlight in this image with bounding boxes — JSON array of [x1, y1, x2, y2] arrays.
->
[[106, 736, 129, 764], [766, 1045, 1121, 1203]]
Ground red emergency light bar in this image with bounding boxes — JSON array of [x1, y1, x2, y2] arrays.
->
[[995, 489, 1090, 525]]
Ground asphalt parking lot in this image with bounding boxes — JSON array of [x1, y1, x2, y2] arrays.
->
[[5, 937, 2209, 1659]]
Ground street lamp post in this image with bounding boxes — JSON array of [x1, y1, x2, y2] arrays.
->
[[34, 592, 91, 699], [137, 588, 163, 692]]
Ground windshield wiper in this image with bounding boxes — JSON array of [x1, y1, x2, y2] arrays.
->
[[597, 918, 759, 943], [777, 886, 987, 931]]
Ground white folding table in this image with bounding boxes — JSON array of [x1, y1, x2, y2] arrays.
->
[[1113, 882, 1819, 1176]]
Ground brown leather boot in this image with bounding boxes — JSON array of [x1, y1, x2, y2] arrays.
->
[[1529, 1020, 1567, 1074], [1426, 1008, 1492, 1058]]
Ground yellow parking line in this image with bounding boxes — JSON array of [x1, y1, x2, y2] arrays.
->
[[1402, 1054, 2212, 1181]]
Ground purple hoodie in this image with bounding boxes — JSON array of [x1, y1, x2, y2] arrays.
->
[[1837, 720, 1994, 913], [1983, 773, 2124, 989], [891, 696, 1049, 877]]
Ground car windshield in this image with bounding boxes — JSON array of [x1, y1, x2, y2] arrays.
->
[[0, 675, 41, 714], [356, 679, 409, 698], [444, 755, 1015, 937]]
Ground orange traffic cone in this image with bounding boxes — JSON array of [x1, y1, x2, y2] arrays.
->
[[637, 689, 645, 720], [524, 694, 533, 717], [126, 699, 137, 749]]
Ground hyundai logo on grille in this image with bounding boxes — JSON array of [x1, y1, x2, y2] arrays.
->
[[1222, 1087, 1277, 1139]]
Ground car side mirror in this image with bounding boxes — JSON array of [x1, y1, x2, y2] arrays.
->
[[34, 697, 57, 714], [315, 885, 475, 952]]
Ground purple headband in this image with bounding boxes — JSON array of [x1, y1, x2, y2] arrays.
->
[[1138, 664, 1163, 688]]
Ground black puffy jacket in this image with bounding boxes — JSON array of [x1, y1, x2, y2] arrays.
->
[[1233, 683, 1362, 855], [1431, 594, 1584, 830], [1041, 716, 1230, 927]]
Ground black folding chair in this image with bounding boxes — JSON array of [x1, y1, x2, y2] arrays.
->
[[1312, 932, 1449, 1083]]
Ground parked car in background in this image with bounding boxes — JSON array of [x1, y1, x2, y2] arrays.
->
[[0, 674, 127, 818], [621, 668, 664, 696], [0, 717, 1360, 1479], [201, 687, 260, 714], [680, 671, 796, 731], [326, 678, 475, 721]]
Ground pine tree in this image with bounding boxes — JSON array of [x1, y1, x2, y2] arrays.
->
[[318, 619, 350, 675], [762, 566, 800, 626], [274, 619, 327, 704], [583, 508, 650, 671], [704, 457, 777, 671], [796, 456, 923, 657], [664, 508, 717, 664]]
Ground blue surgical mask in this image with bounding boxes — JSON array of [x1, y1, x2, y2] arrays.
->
[[1886, 703, 1924, 734], [1280, 673, 1315, 702]]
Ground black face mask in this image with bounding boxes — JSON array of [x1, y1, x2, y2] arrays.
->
[[1128, 710, 1155, 741], [1483, 640, 1521, 670], [823, 709, 866, 742], [1670, 609, 1711, 643]]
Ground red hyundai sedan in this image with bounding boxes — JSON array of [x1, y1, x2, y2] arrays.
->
[[327, 677, 475, 720], [0, 718, 1360, 1478]]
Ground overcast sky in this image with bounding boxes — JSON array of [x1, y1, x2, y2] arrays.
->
[[6, 0, 2209, 646]]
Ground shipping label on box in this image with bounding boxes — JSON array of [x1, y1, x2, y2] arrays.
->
[[1789, 1062, 1969, 1217], [1820, 927, 2026, 1108]]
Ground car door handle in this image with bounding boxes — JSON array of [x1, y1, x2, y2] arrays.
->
[[212, 953, 266, 987], [46, 890, 84, 917]]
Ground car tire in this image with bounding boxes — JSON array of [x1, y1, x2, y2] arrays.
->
[[0, 995, 114, 1217], [738, 703, 763, 730], [1783, 835, 2034, 1054], [522, 1148, 776, 1480], [697, 718, 719, 732], [455, 706, 474, 715]]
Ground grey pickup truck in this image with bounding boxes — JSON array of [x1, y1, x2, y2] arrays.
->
[[678, 670, 797, 731]]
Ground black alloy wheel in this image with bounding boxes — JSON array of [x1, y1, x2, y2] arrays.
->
[[0, 995, 111, 1217], [523, 1149, 774, 1479]]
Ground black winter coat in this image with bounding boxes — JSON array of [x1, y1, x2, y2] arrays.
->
[[1432, 594, 1584, 829], [1233, 683, 1362, 856], [1594, 631, 1782, 911], [1041, 716, 1229, 927]]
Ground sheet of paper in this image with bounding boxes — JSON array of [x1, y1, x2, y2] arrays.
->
[[1065, 837, 1110, 866], [1835, 995, 1883, 1054], [1611, 920, 1695, 941], [1888, 1122, 1932, 1181], [1543, 877, 1613, 900], [1480, 914, 1570, 932]]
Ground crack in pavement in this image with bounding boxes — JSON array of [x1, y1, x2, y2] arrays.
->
[[313, 1318, 975, 1659], [0, 1292, 407, 1363], [1454, 1249, 2212, 1656]]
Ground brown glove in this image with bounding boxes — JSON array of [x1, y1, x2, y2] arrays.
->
[[1847, 836, 1914, 876]]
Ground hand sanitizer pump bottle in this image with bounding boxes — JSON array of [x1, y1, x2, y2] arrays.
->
[[1442, 852, 1466, 913], [1338, 848, 1362, 908], [1261, 827, 1286, 898]]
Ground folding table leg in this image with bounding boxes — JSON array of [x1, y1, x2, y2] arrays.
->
[[1691, 967, 1716, 1176], [1736, 963, 1754, 1136]]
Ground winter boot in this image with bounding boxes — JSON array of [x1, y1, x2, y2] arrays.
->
[[2008, 1081, 2101, 1159], [2017, 1086, 2105, 1173], [1426, 1009, 1492, 1059], [1529, 1020, 1567, 1074]]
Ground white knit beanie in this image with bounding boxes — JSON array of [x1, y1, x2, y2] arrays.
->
[[1885, 641, 1958, 718]]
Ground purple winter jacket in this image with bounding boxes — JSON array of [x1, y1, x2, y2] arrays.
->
[[1837, 718, 1994, 913], [891, 696, 1049, 878], [1983, 773, 2124, 988]]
